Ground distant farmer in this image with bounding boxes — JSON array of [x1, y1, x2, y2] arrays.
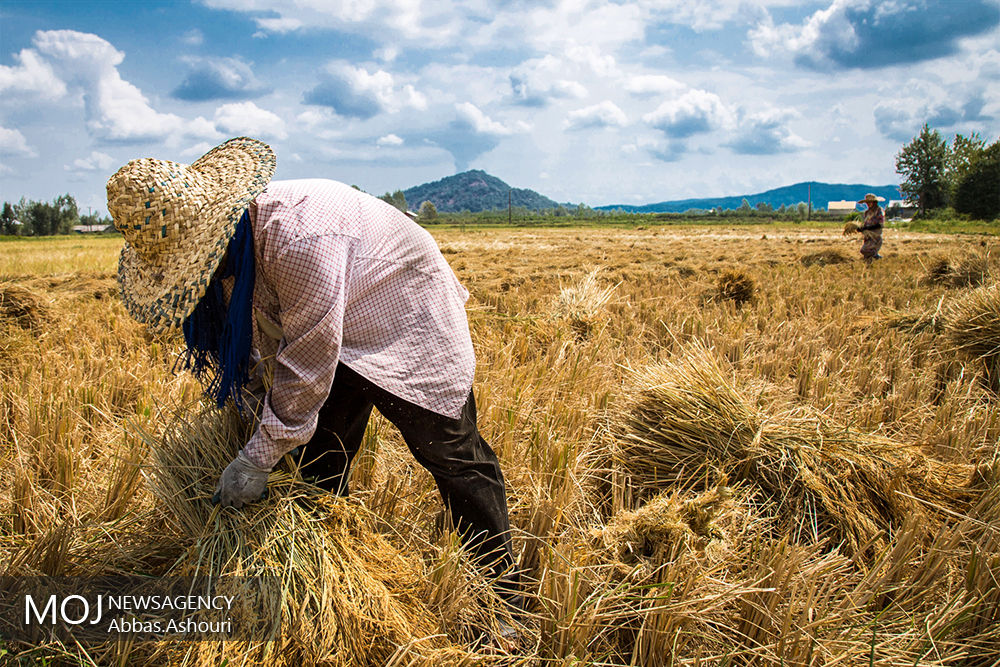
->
[[105, 137, 519, 600], [857, 193, 884, 264]]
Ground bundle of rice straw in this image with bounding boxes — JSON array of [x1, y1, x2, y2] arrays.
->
[[922, 255, 991, 288], [613, 343, 973, 556], [842, 220, 861, 236], [0, 283, 52, 331], [143, 406, 475, 667], [592, 484, 733, 571], [553, 269, 616, 337], [716, 270, 756, 306], [944, 283, 1000, 390], [800, 249, 850, 267]]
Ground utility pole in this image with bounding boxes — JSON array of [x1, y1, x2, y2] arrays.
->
[[807, 184, 812, 221]]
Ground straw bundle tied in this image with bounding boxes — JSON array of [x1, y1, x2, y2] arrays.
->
[[143, 406, 478, 667], [0, 282, 52, 331], [945, 283, 1000, 361], [842, 220, 861, 236], [922, 255, 992, 288], [612, 343, 974, 556]]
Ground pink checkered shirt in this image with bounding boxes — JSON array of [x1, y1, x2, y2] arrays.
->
[[241, 179, 475, 468]]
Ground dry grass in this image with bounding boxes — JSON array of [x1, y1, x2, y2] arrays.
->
[[1, 226, 998, 666]]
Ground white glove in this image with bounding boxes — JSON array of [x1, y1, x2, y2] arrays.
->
[[212, 451, 270, 508]]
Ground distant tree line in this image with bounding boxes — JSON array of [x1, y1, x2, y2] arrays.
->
[[1, 194, 114, 236], [896, 124, 999, 220]]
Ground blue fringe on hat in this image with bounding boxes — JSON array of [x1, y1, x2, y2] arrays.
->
[[181, 210, 256, 413]]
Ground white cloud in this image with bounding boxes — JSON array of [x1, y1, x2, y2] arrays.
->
[[181, 29, 204, 46], [624, 74, 685, 98], [377, 133, 403, 146], [28, 30, 185, 142], [254, 16, 303, 34], [0, 126, 36, 157], [726, 107, 809, 154], [213, 102, 288, 140], [0, 47, 67, 100], [65, 150, 115, 171], [509, 55, 588, 107], [173, 56, 268, 100], [304, 62, 427, 118], [565, 101, 628, 130], [644, 89, 733, 138], [750, 0, 1000, 70], [455, 102, 513, 136]]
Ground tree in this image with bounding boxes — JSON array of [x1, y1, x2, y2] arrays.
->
[[896, 124, 948, 216], [417, 200, 438, 222], [379, 190, 407, 213], [945, 132, 987, 199], [953, 139, 1000, 220], [1, 202, 16, 235], [738, 198, 752, 214]]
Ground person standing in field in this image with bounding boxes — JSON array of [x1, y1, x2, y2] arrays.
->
[[105, 137, 520, 606], [857, 193, 884, 264]]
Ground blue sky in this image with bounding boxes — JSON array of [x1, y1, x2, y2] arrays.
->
[[1, 0, 998, 215]]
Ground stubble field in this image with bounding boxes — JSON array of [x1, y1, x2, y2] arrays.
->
[[1, 225, 998, 666]]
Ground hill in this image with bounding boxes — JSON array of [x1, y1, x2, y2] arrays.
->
[[596, 182, 901, 213], [403, 170, 561, 213]]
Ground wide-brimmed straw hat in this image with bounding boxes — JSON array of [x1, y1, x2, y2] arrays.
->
[[857, 193, 884, 205], [107, 137, 275, 332]]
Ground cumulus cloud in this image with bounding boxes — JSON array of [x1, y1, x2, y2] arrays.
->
[[624, 74, 685, 98], [0, 126, 36, 157], [565, 101, 628, 130], [644, 89, 732, 138], [750, 0, 1000, 70], [377, 133, 403, 146], [0, 47, 66, 100], [304, 62, 426, 119], [18, 30, 186, 142], [509, 55, 587, 107], [172, 56, 268, 101], [725, 107, 809, 154], [213, 102, 287, 140], [65, 150, 115, 171], [422, 102, 523, 171]]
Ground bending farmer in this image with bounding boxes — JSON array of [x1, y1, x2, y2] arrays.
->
[[857, 193, 884, 264], [106, 137, 519, 594]]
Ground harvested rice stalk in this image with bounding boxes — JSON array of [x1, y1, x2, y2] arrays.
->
[[0, 283, 52, 331], [716, 270, 756, 306], [843, 221, 861, 236], [592, 484, 733, 570], [922, 255, 991, 288], [944, 283, 1000, 391], [553, 269, 616, 338], [945, 283, 1000, 361], [143, 406, 473, 667], [800, 249, 850, 267], [613, 344, 974, 556]]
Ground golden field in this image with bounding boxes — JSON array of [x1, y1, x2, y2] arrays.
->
[[1, 225, 998, 666]]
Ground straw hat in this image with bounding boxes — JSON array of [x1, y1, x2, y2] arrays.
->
[[857, 193, 883, 205], [106, 137, 275, 332]]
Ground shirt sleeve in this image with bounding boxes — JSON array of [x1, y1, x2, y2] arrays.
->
[[243, 234, 354, 468]]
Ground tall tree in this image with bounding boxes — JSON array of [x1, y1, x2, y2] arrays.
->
[[895, 123, 948, 216], [1, 202, 16, 235], [953, 139, 1000, 220], [945, 132, 987, 198]]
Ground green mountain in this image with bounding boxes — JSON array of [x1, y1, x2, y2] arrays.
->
[[403, 170, 561, 213], [596, 182, 902, 213]]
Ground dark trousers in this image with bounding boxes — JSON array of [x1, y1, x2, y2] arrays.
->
[[299, 362, 518, 591]]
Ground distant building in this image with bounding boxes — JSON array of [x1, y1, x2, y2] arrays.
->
[[72, 224, 113, 233], [827, 200, 858, 214]]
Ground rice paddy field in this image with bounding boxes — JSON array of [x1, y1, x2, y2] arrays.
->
[[1, 225, 999, 666]]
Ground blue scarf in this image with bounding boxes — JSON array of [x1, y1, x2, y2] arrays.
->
[[182, 210, 256, 413]]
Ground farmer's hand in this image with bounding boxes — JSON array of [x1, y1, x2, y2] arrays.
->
[[212, 451, 270, 508]]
